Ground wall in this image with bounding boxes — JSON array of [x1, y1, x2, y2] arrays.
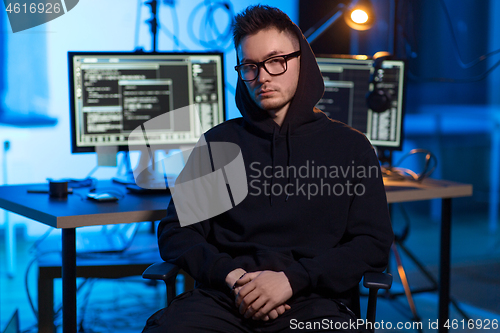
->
[[0, 0, 298, 237]]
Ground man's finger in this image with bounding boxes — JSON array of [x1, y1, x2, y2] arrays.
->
[[252, 303, 290, 321], [259, 315, 270, 321], [242, 294, 267, 317], [233, 271, 261, 288], [267, 309, 279, 320], [234, 282, 257, 307], [275, 305, 286, 315]]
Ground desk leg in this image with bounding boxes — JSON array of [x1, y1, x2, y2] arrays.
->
[[438, 198, 451, 333], [38, 267, 55, 333], [62, 228, 77, 333]]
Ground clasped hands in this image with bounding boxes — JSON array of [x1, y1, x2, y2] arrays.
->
[[225, 268, 293, 321]]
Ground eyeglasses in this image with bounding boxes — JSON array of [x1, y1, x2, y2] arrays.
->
[[235, 50, 301, 82]]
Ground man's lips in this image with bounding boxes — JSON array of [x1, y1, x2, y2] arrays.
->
[[258, 89, 275, 97]]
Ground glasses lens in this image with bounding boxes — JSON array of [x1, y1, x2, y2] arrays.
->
[[264, 57, 287, 75], [239, 64, 257, 81]]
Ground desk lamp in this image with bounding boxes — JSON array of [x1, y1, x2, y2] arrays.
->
[[304, 0, 375, 44]]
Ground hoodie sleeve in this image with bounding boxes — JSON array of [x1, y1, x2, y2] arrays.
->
[[157, 199, 241, 291], [282, 147, 394, 295]]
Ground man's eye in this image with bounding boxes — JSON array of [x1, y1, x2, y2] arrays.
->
[[241, 65, 256, 72], [267, 58, 282, 64]]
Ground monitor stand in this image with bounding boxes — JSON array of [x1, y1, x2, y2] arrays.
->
[[112, 151, 136, 185], [378, 148, 407, 181], [377, 148, 393, 168], [377, 148, 395, 178], [112, 150, 180, 187]]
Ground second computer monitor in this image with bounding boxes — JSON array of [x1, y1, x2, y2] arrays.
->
[[315, 55, 405, 150]]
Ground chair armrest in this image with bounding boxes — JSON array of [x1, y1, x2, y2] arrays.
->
[[363, 272, 392, 330], [143, 262, 181, 306], [363, 272, 392, 290], [142, 262, 180, 282]]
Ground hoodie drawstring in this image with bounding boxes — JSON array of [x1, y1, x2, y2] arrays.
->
[[270, 126, 277, 206], [285, 123, 292, 202], [269, 124, 292, 205]]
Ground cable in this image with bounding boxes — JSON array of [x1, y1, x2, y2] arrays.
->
[[137, 0, 235, 52], [78, 279, 97, 332], [383, 149, 438, 182], [187, 0, 235, 51], [157, 0, 192, 50], [24, 251, 60, 319], [438, 0, 500, 70], [86, 165, 100, 179], [46, 177, 97, 189], [166, 0, 181, 50], [159, 25, 191, 50], [394, 148, 438, 181], [397, 0, 500, 82], [72, 192, 87, 201], [87, 186, 126, 200], [407, 58, 500, 83], [76, 278, 164, 331], [24, 251, 92, 322], [28, 228, 54, 254]]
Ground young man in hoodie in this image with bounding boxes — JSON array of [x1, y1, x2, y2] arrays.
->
[[143, 5, 393, 332]]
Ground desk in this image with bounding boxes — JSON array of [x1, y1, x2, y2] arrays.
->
[[0, 181, 169, 333], [36, 231, 162, 333], [384, 177, 473, 333], [0, 179, 471, 333]]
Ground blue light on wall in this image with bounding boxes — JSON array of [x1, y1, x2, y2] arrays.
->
[[0, 6, 57, 127]]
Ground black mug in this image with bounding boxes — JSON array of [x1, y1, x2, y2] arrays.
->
[[49, 180, 69, 199]]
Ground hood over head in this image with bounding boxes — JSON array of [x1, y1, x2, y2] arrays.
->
[[235, 23, 325, 137]]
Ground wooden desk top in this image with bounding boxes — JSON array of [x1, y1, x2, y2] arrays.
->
[[0, 181, 170, 229], [384, 177, 473, 203], [0, 178, 472, 229]]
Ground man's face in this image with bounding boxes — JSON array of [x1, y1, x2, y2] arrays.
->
[[237, 28, 300, 119]]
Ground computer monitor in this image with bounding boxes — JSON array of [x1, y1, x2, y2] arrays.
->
[[68, 51, 226, 154], [315, 55, 405, 150]]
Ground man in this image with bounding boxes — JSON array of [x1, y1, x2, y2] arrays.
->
[[143, 5, 393, 332]]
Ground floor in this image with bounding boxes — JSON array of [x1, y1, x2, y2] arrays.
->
[[365, 205, 500, 333], [1, 204, 500, 333]]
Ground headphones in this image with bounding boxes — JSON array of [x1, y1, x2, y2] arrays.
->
[[366, 51, 392, 113]]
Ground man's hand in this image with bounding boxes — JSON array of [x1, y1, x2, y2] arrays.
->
[[260, 303, 291, 321], [233, 271, 293, 321], [231, 271, 291, 321]]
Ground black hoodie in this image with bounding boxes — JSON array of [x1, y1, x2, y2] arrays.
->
[[157, 24, 393, 303]]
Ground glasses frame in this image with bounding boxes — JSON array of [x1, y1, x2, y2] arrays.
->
[[235, 50, 301, 82]]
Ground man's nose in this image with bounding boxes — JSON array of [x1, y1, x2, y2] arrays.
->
[[256, 66, 271, 82]]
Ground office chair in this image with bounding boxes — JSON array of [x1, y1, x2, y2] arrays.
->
[[143, 262, 392, 332]]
